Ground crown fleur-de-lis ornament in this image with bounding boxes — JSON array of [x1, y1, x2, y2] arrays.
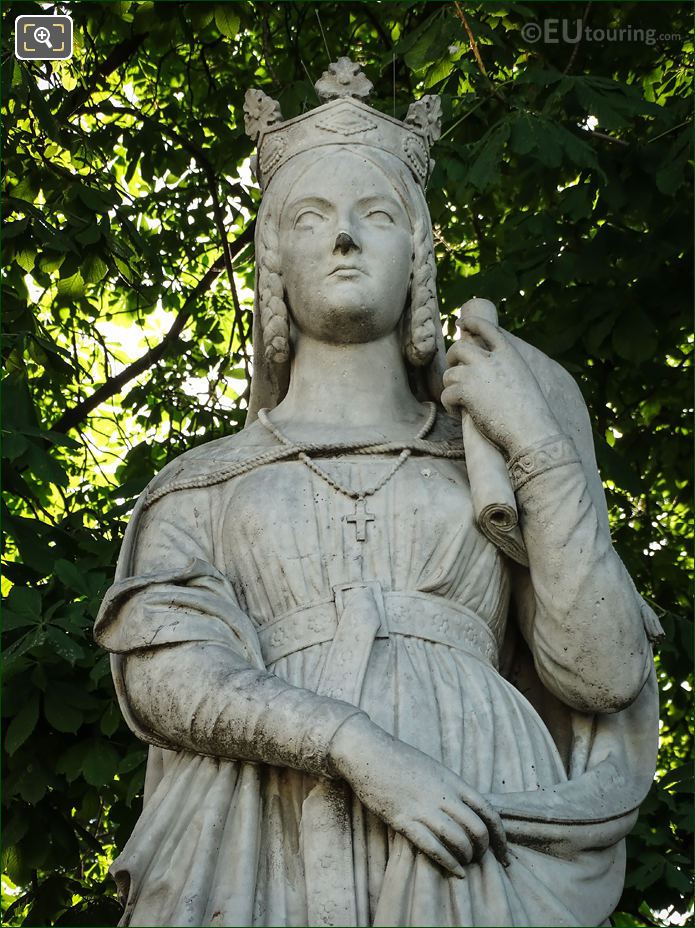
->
[[314, 56, 374, 100], [406, 95, 443, 147], [243, 89, 283, 143]]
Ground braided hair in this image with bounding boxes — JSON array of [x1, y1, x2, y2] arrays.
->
[[403, 214, 438, 367], [257, 206, 290, 364]]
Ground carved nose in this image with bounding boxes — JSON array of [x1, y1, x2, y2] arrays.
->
[[333, 231, 358, 255]]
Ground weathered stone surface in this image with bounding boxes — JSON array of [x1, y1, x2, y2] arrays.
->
[[95, 59, 660, 928]]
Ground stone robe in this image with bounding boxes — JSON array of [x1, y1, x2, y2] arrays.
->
[[95, 408, 658, 928]]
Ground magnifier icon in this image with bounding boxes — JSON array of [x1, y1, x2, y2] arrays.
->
[[33, 25, 53, 49]]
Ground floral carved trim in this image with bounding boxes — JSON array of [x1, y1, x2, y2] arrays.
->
[[244, 88, 283, 143], [259, 134, 286, 177], [507, 435, 580, 492], [406, 95, 442, 147], [315, 57, 373, 100]]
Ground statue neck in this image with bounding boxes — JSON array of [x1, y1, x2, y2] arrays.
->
[[272, 331, 425, 433]]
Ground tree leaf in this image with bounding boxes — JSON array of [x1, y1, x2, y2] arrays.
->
[[4, 217, 30, 239], [44, 694, 84, 734], [55, 559, 91, 596], [81, 254, 109, 284], [16, 764, 49, 804], [612, 309, 657, 363], [7, 586, 42, 618], [15, 248, 36, 272], [83, 741, 121, 787], [75, 223, 102, 246], [55, 742, 90, 783], [215, 5, 240, 38], [5, 693, 40, 754], [44, 626, 85, 665], [467, 123, 511, 191], [56, 272, 85, 297], [100, 702, 122, 737], [510, 115, 537, 156], [76, 185, 118, 212], [21, 66, 59, 140]]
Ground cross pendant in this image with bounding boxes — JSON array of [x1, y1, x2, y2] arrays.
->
[[345, 497, 375, 542]]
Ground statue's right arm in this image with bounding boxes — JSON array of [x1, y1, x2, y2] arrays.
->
[[122, 644, 506, 871], [97, 484, 367, 779], [122, 641, 364, 778]]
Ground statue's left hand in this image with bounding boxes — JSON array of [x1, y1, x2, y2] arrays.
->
[[441, 316, 560, 458]]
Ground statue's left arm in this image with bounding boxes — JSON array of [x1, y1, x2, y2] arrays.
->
[[443, 316, 653, 715], [508, 423, 652, 714]]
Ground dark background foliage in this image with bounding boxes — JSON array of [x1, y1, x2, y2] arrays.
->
[[2, 2, 692, 925]]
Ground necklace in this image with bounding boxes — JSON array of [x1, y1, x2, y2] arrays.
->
[[258, 403, 437, 542]]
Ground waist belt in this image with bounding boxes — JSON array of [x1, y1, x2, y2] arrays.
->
[[258, 584, 499, 670]]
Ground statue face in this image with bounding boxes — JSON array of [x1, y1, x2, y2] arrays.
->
[[278, 151, 413, 345]]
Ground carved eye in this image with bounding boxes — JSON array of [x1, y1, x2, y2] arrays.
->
[[365, 209, 394, 225], [294, 209, 326, 230]]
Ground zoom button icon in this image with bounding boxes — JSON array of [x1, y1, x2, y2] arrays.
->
[[15, 15, 73, 60]]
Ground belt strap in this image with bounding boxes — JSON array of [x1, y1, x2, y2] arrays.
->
[[301, 582, 385, 927], [259, 587, 498, 669]]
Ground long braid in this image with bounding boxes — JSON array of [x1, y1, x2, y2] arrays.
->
[[404, 215, 437, 367], [258, 210, 290, 364]]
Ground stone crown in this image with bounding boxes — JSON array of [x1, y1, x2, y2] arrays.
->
[[243, 57, 442, 191]]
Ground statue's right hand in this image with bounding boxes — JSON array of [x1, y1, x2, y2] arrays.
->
[[328, 714, 508, 877]]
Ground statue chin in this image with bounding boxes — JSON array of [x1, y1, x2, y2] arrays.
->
[[290, 298, 405, 346]]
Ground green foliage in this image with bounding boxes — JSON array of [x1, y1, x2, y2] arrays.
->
[[2, 2, 692, 925]]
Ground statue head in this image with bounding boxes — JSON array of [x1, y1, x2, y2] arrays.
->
[[243, 59, 445, 417]]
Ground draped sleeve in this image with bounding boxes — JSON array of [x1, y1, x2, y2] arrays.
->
[[512, 453, 652, 713], [505, 348, 654, 714]]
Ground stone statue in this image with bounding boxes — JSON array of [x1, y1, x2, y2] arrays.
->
[[95, 59, 662, 928]]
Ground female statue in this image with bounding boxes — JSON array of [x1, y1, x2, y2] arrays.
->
[[95, 59, 661, 928]]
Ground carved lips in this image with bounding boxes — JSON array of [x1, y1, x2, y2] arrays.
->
[[328, 264, 367, 278]]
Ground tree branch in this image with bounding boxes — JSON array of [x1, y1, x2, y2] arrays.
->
[[453, 4, 506, 105], [57, 32, 149, 119], [454, 2, 487, 76], [587, 128, 629, 147], [563, 2, 593, 75], [50, 223, 255, 435]]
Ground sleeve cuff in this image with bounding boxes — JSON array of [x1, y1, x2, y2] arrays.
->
[[299, 703, 368, 779], [507, 434, 580, 492]]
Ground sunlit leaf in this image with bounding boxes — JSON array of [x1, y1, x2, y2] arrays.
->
[[214, 5, 240, 38]]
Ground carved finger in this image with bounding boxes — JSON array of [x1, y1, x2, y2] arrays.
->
[[455, 790, 509, 866], [442, 802, 489, 861], [432, 813, 475, 865], [402, 822, 466, 878], [458, 315, 504, 352], [440, 383, 467, 417], [442, 365, 467, 388], [445, 340, 489, 367]]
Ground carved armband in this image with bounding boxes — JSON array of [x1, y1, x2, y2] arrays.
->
[[507, 434, 580, 492]]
